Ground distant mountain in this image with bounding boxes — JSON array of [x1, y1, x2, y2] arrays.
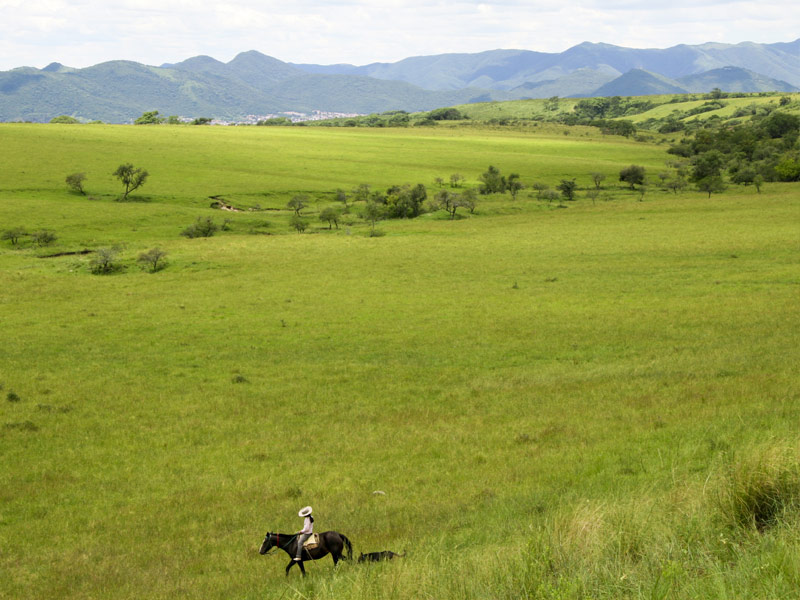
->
[[677, 66, 798, 93], [1, 39, 798, 123], [592, 69, 688, 97], [293, 39, 800, 91]]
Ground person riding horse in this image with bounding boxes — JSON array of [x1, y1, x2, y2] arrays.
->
[[295, 506, 314, 561]]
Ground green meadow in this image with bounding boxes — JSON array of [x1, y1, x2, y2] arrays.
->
[[1, 123, 799, 599]]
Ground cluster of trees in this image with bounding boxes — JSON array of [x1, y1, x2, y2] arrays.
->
[[1, 228, 57, 247], [64, 163, 149, 201], [668, 109, 800, 184]]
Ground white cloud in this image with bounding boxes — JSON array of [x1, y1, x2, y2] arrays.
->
[[0, 0, 798, 70]]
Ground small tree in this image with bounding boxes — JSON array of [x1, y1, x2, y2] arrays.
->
[[362, 200, 386, 234], [50, 115, 80, 124], [507, 173, 524, 200], [134, 110, 164, 125], [65, 172, 87, 195], [31, 230, 57, 246], [137, 247, 168, 272], [531, 182, 550, 200], [90, 246, 122, 274], [352, 183, 371, 203], [335, 188, 348, 208], [753, 174, 764, 194], [287, 194, 309, 216], [590, 172, 606, 190], [696, 176, 727, 198], [449, 173, 464, 188], [619, 165, 646, 189], [478, 165, 506, 195], [556, 179, 577, 201], [459, 188, 478, 214], [319, 206, 342, 230], [113, 163, 149, 201], [1, 227, 28, 246], [290, 214, 309, 233]]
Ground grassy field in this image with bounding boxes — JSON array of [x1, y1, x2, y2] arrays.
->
[[1, 123, 799, 599]]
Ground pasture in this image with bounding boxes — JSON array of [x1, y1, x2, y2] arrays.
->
[[1, 122, 799, 599]]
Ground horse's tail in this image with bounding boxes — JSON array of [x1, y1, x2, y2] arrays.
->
[[341, 534, 353, 560]]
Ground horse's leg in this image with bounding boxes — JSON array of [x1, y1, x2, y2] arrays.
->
[[298, 561, 306, 577], [285, 559, 295, 576]]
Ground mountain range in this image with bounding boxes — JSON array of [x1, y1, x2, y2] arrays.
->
[[1, 39, 799, 123]]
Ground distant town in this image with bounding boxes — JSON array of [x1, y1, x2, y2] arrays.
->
[[195, 110, 364, 126]]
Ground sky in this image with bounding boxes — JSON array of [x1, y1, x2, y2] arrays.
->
[[1, 0, 798, 71]]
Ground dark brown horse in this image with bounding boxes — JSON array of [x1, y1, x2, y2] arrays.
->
[[259, 531, 353, 576]]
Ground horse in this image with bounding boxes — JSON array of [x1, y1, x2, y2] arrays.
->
[[259, 531, 353, 577]]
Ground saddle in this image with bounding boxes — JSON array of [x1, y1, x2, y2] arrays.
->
[[302, 533, 320, 550]]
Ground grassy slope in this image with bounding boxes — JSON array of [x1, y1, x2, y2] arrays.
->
[[1, 123, 799, 599]]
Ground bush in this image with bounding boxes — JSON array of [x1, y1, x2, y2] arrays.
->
[[89, 246, 123, 274], [31, 230, 57, 246], [65, 172, 87, 194], [1, 227, 27, 246], [137, 247, 168, 272], [181, 217, 218, 238]]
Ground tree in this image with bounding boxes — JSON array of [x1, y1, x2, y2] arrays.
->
[[50, 115, 79, 124], [696, 176, 727, 198], [459, 188, 478, 214], [352, 184, 371, 203], [531, 182, 550, 200], [137, 247, 168, 272], [1, 227, 27, 246], [287, 194, 309, 216], [65, 172, 87, 194], [31, 230, 57, 246], [590, 172, 606, 190], [691, 151, 724, 182], [556, 179, 577, 201], [478, 165, 506, 195], [335, 188, 348, 208], [290, 214, 309, 233], [90, 246, 122, 274], [619, 165, 646, 189], [449, 173, 464, 188], [319, 206, 342, 229], [507, 173, 524, 200], [362, 200, 386, 234], [192, 117, 212, 125], [134, 110, 164, 125], [113, 163, 149, 201]]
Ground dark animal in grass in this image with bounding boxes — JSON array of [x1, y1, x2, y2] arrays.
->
[[358, 550, 405, 563], [259, 531, 352, 577]]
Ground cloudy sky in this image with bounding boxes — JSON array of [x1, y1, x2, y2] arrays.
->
[[1, 0, 798, 70]]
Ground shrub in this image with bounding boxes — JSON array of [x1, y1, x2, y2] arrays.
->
[[181, 217, 218, 238], [290, 214, 309, 233], [7, 391, 21, 402], [137, 247, 168, 272], [31, 230, 57, 246], [1, 227, 27, 246], [65, 172, 87, 194], [90, 246, 122, 274]]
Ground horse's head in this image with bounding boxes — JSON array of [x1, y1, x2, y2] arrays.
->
[[259, 532, 275, 555]]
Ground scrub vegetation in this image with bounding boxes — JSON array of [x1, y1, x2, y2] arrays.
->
[[1, 115, 798, 599]]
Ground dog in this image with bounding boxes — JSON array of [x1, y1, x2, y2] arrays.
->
[[357, 550, 405, 563]]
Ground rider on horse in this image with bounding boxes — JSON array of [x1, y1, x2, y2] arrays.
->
[[295, 506, 314, 561]]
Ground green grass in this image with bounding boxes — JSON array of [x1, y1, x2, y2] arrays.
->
[[1, 123, 799, 599]]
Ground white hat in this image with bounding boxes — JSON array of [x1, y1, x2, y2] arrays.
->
[[298, 506, 313, 517]]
